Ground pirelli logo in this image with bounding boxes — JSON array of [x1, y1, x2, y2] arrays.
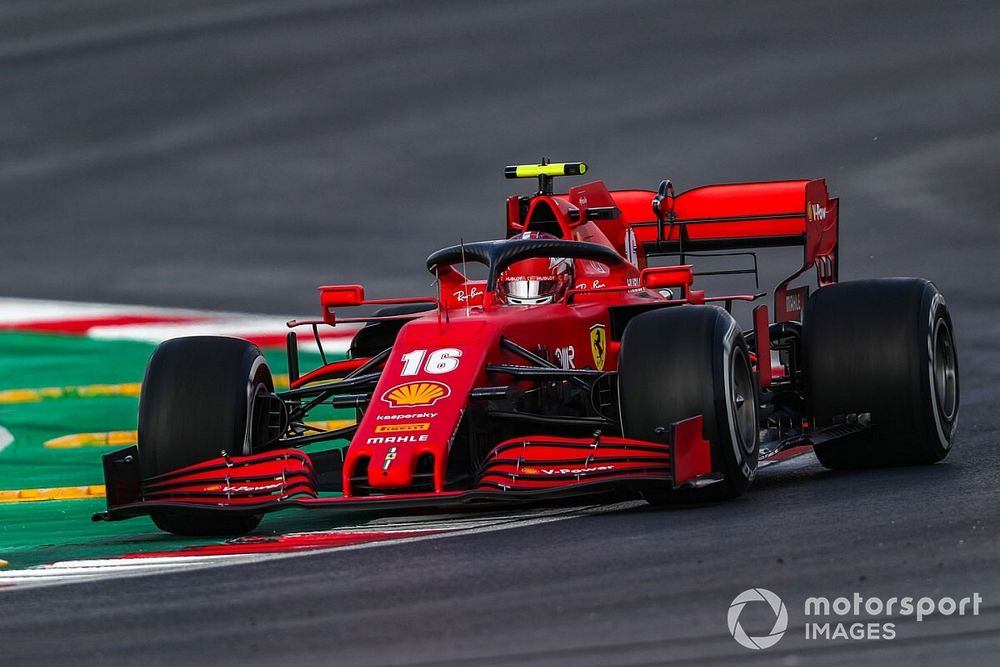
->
[[374, 422, 430, 434]]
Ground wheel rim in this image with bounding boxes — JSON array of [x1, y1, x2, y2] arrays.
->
[[730, 348, 757, 455], [932, 318, 957, 422]]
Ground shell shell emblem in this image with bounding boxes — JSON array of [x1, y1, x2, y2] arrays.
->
[[381, 381, 451, 408]]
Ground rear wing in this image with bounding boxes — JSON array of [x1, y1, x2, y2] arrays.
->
[[568, 178, 838, 323]]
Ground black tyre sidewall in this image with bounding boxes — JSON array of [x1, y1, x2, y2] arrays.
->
[[920, 291, 960, 457]]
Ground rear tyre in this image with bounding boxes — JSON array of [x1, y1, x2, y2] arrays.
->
[[803, 279, 959, 469], [138, 336, 273, 536], [619, 306, 759, 503]]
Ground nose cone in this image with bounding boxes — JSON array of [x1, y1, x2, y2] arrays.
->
[[342, 318, 494, 496], [365, 436, 426, 489]]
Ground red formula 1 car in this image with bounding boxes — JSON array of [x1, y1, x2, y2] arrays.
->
[[96, 161, 960, 535]]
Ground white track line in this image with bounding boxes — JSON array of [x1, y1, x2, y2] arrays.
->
[[0, 297, 358, 349], [0, 504, 637, 590], [85, 318, 356, 353], [0, 297, 207, 323]]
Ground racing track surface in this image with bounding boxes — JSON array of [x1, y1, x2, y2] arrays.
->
[[1, 1, 999, 664]]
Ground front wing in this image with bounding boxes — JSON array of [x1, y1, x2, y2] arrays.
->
[[94, 417, 714, 522]]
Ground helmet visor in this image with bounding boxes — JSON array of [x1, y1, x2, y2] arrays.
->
[[499, 276, 564, 301]]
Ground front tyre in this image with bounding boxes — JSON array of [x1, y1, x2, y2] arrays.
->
[[619, 306, 759, 502], [138, 336, 273, 536]]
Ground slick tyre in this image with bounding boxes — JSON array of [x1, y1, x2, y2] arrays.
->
[[803, 279, 958, 469], [619, 306, 759, 503], [138, 336, 273, 536]]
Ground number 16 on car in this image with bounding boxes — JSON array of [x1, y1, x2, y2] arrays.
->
[[399, 348, 463, 376]]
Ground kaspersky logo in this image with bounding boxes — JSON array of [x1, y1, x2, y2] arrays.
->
[[728, 588, 788, 649]]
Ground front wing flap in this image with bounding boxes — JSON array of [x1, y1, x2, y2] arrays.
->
[[94, 416, 714, 522]]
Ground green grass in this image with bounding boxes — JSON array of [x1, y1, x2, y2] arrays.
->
[[0, 332, 351, 568]]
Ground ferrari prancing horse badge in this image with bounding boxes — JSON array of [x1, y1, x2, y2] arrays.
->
[[590, 323, 607, 371]]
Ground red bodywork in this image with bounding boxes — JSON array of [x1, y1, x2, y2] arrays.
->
[[97, 172, 838, 522]]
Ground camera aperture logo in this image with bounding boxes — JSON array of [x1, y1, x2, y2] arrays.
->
[[728, 589, 983, 649], [728, 588, 788, 650]]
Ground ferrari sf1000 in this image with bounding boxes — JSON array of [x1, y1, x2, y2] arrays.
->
[[96, 161, 959, 535]]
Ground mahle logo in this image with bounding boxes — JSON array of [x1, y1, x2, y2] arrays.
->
[[728, 588, 788, 650]]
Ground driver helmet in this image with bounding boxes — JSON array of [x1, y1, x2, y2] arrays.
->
[[496, 232, 574, 305]]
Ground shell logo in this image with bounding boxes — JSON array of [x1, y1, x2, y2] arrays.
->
[[381, 381, 451, 408]]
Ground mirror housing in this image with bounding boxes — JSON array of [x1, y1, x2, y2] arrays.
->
[[640, 265, 693, 291], [319, 285, 365, 323]]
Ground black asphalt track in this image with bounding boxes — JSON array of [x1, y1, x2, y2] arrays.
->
[[1, 0, 998, 664]]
